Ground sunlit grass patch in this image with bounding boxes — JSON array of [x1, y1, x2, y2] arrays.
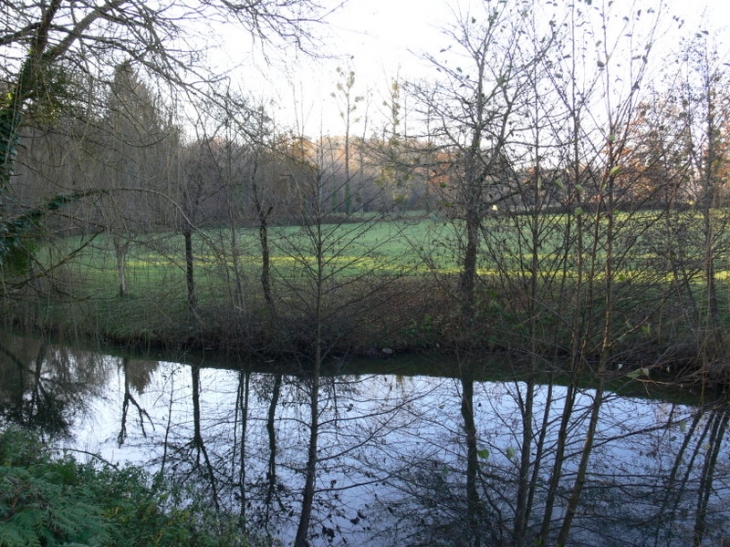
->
[[27, 214, 728, 332]]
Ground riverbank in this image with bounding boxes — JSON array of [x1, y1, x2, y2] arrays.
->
[[2, 212, 729, 391], [2, 273, 725, 391]]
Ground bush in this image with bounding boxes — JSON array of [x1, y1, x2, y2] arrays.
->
[[0, 426, 249, 547]]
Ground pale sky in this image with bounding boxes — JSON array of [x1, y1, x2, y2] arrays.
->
[[211, 0, 730, 138]]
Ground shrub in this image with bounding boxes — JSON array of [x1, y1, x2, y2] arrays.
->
[[0, 426, 249, 547]]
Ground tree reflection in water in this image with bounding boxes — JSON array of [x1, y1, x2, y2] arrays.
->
[[374, 382, 730, 547], [117, 357, 154, 445], [0, 333, 728, 546], [0, 332, 134, 439]]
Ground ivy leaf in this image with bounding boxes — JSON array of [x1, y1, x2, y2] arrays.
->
[[627, 367, 650, 379]]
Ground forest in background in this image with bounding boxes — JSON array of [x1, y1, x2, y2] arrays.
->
[[1, 0, 729, 383]]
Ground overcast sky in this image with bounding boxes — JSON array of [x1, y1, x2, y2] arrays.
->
[[211, 0, 730, 137]]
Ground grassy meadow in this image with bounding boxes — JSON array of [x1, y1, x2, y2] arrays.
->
[[4, 209, 727, 363]]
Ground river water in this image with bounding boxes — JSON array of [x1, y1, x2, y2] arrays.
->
[[1, 331, 728, 546]]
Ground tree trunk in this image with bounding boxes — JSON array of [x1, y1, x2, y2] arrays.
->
[[294, 353, 320, 547], [693, 408, 729, 546], [539, 380, 576, 542], [183, 225, 197, 312], [236, 370, 250, 529], [113, 234, 129, 298], [229, 214, 245, 311], [460, 370, 481, 547], [294, 246, 324, 547], [459, 209, 479, 330], [264, 373, 282, 527], [190, 365, 220, 512], [258, 205, 274, 308], [513, 376, 534, 546]]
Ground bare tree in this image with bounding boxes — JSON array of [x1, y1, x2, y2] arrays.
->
[[264, 132, 416, 546], [410, 2, 539, 332], [101, 61, 173, 297], [330, 65, 365, 215], [409, 5, 548, 545], [674, 35, 730, 363], [0, 0, 324, 276]]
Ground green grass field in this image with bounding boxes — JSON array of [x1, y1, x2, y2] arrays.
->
[[37, 210, 730, 302], [44, 217, 450, 293], [11, 210, 728, 356]]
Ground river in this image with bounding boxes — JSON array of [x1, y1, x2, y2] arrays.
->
[[0, 331, 728, 546]]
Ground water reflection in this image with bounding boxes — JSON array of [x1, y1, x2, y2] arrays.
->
[[0, 332, 728, 546], [0, 332, 133, 438]]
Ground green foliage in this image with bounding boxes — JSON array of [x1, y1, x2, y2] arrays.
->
[[0, 427, 249, 547], [0, 192, 93, 274], [0, 233, 37, 277], [0, 58, 80, 191], [0, 427, 46, 467], [0, 106, 19, 189], [626, 367, 650, 380], [0, 466, 105, 547], [0, 429, 107, 547]]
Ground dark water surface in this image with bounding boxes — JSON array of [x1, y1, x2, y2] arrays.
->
[[1, 331, 728, 546]]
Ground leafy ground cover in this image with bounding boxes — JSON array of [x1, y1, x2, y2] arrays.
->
[[0, 426, 253, 547]]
